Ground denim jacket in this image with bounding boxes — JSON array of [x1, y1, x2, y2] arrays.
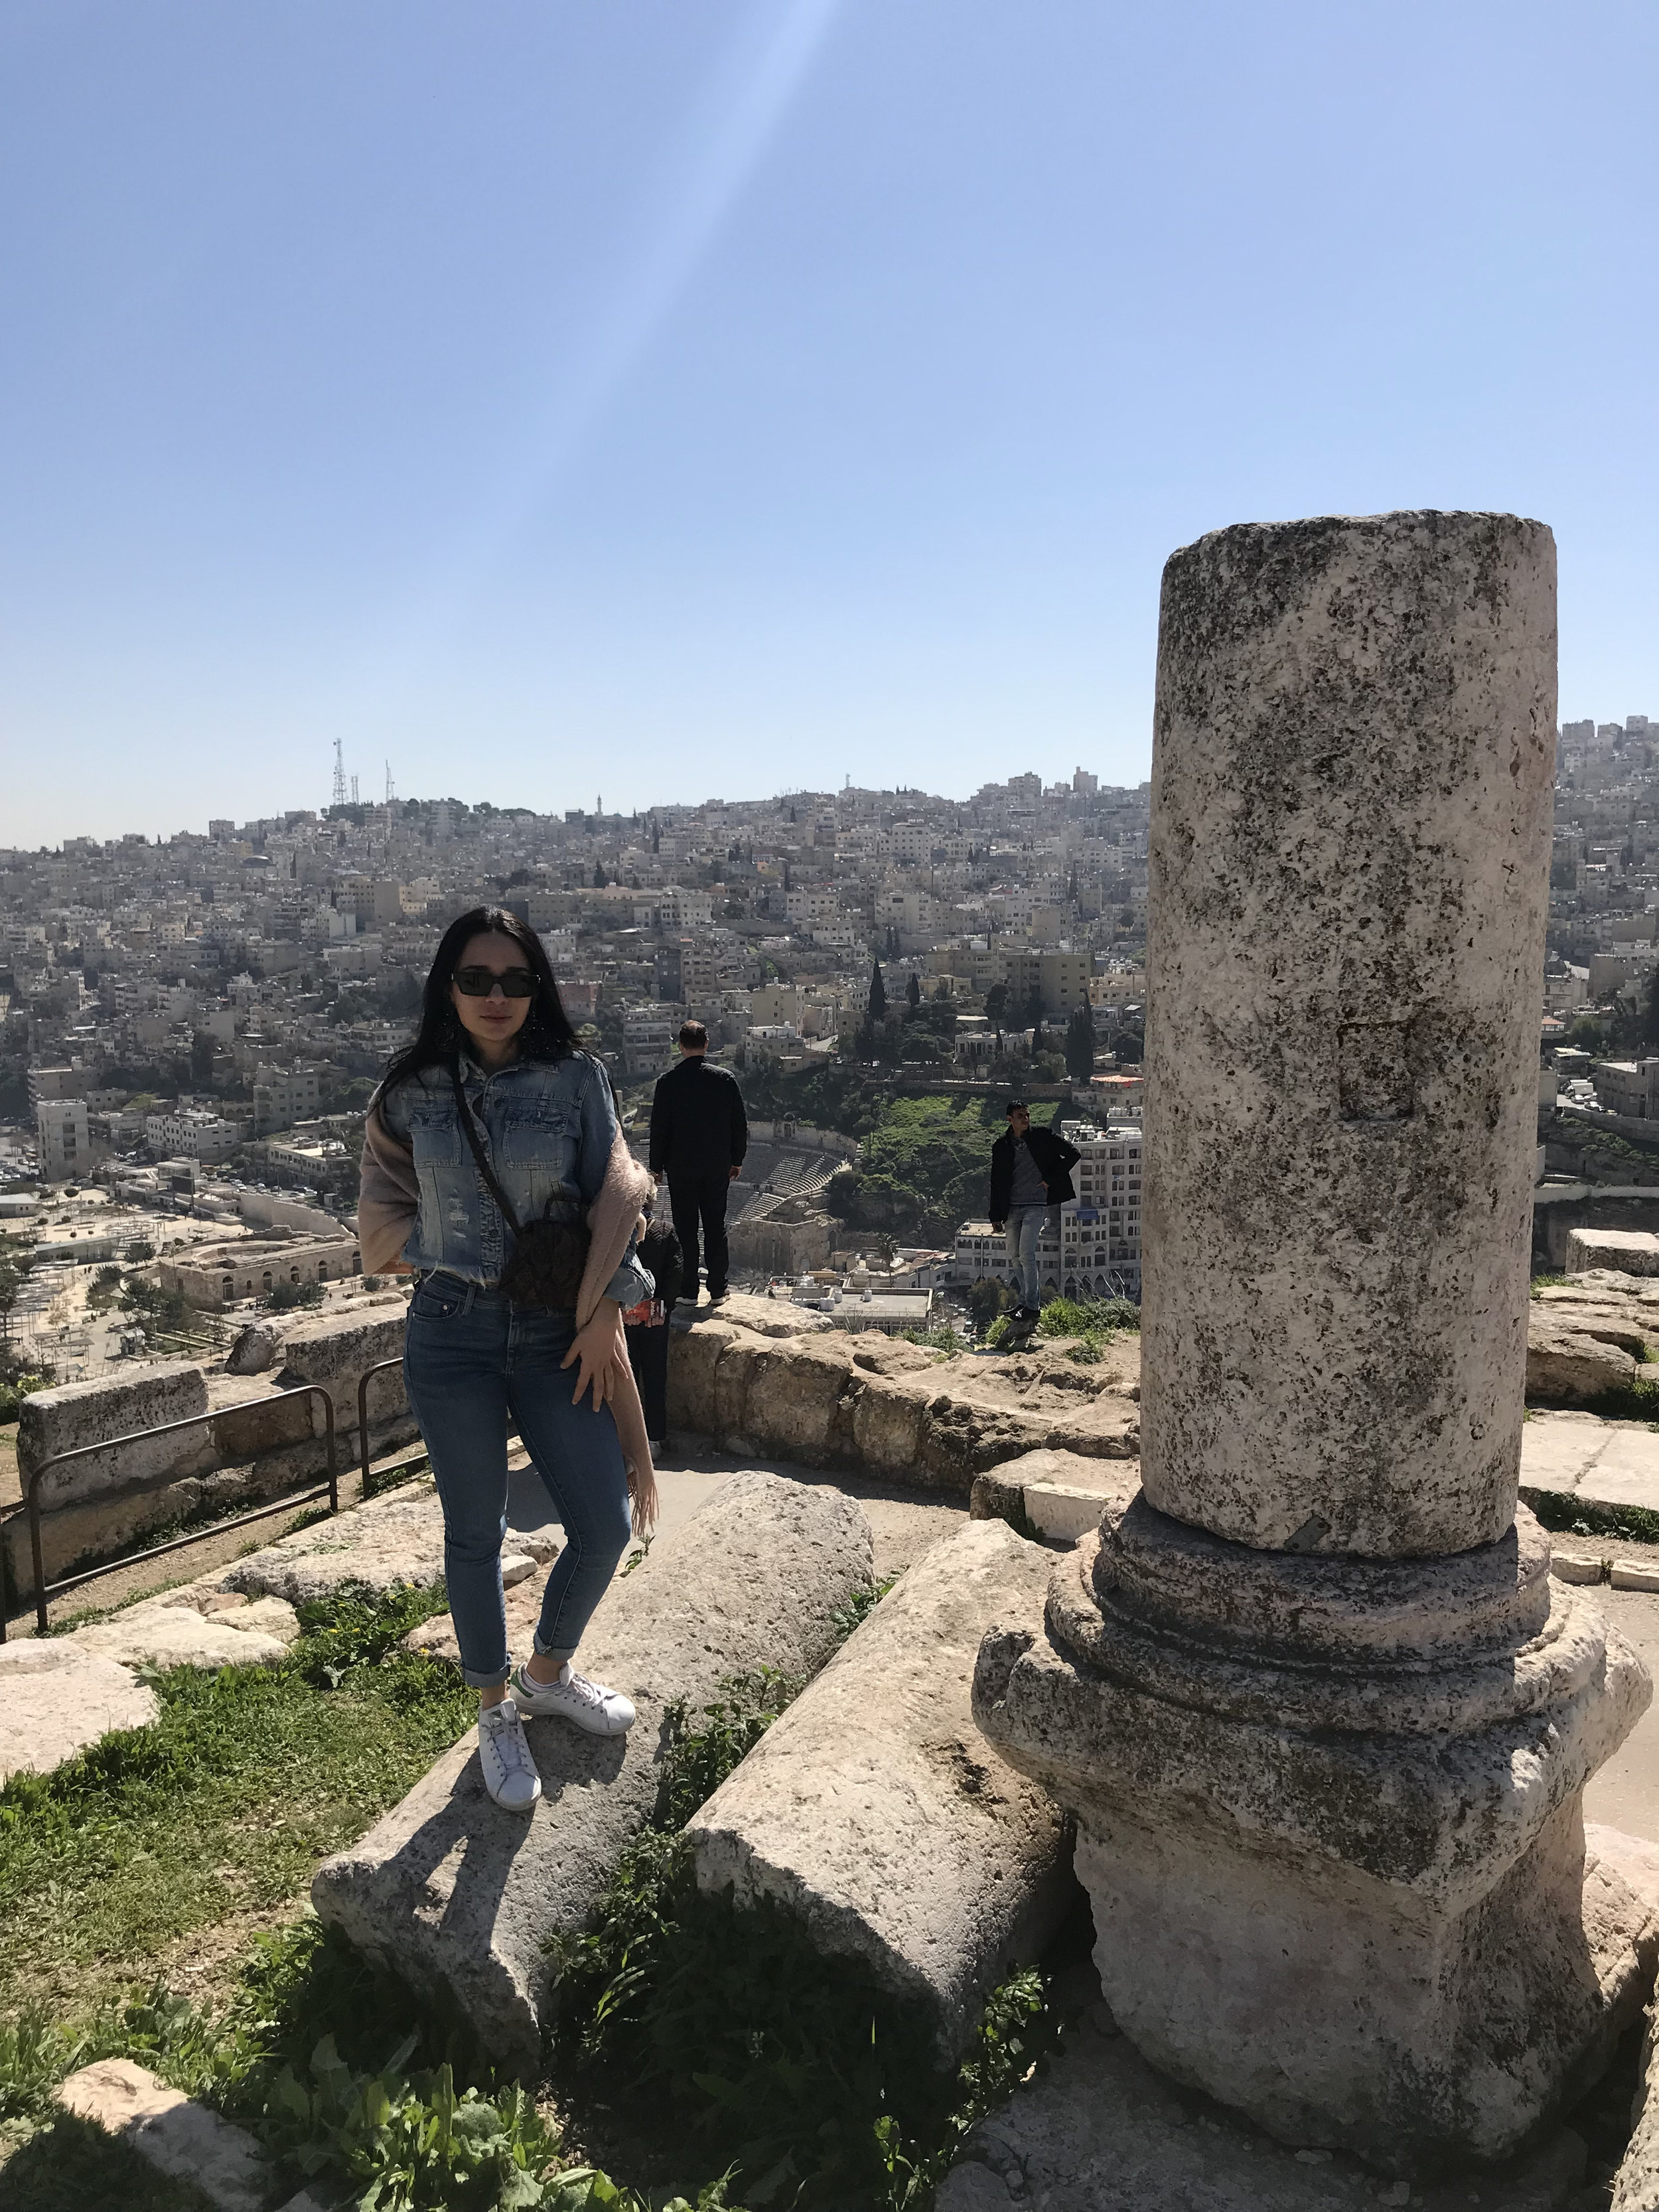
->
[[376, 1050, 652, 1306]]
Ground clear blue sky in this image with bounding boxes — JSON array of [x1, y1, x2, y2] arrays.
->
[[3, 0, 1656, 846]]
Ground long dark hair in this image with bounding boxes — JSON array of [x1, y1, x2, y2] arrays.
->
[[381, 906, 578, 1096]]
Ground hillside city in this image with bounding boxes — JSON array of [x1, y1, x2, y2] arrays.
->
[[3, 716, 1658, 1390]]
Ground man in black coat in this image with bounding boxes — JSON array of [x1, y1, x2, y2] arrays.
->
[[988, 1100, 1079, 1320], [648, 1019, 749, 1309]]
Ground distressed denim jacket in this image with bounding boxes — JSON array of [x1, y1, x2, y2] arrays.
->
[[376, 1049, 652, 1305]]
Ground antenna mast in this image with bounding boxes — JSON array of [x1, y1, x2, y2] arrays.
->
[[384, 759, 396, 804], [331, 738, 347, 808]]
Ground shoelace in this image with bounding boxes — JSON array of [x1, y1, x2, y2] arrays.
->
[[561, 1669, 605, 1709], [481, 1704, 536, 1782]]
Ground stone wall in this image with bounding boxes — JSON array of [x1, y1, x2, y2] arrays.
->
[[667, 1298, 1139, 1492], [5, 1299, 416, 1599]]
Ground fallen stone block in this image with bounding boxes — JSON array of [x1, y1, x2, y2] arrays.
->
[[0, 1640, 159, 1783], [1613, 1560, 1659, 1592], [55, 2057, 271, 2212], [971, 1449, 1143, 1546], [1569, 1228, 1659, 1278], [218, 1477, 448, 1604], [19, 1361, 212, 1512], [688, 1518, 1075, 2055], [73, 1599, 294, 1671], [1528, 1312, 1645, 1405], [313, 1470, 875, 2076], [1552, 1552, 1607, 1584]]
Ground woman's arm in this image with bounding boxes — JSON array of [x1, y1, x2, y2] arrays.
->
[[358, 1096, 420, 1276]]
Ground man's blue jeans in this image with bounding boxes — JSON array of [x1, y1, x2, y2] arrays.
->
[[1005, 1206, 1052, 1309], [402, 1276, 634, 1689]]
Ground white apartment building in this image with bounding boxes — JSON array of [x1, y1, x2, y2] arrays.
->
[[253, 1065, 322, 1134], [785, 889, 840, 932], [36, 1098, 90, 1183], [622, 1005, 680, 1076], [144, 1108, 240, 1161], [954, 1124, 1143, 1299]]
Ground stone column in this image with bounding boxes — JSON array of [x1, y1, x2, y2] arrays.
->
[[975, 512, 1654, 2170]]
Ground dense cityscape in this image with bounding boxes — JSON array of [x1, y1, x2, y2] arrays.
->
[[4, 713, 1659, 1391]]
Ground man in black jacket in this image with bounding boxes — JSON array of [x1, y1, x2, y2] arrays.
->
[[988, 1100, 1079, 1320], [648, 1020, 749, 1309]]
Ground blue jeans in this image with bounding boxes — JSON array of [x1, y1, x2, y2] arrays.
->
[[402, 1276, 634, 1689], [1005, 1207, 1053, 1309]]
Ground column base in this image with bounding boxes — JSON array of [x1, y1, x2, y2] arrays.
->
[[974, 1500, 1654, 2169]]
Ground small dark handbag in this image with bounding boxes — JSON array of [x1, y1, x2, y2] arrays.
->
[[452, 1066, 591, 1309]]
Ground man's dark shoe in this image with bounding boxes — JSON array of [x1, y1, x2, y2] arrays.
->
[[706, 1287, 729, 1307]]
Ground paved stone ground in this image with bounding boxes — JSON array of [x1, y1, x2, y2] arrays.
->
[[1525, 1412, 1659, 1513]]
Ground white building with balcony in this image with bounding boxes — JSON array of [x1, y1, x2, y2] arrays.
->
[[953, 1122, 1143, 1300]]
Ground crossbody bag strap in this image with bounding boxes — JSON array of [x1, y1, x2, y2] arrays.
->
[[451, 1063, 524, 1236]]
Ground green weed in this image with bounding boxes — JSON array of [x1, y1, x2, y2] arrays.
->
[[548, 1674, 1058, 2209]]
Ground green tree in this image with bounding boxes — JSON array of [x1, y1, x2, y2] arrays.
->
[[1065, 1005, 1096, 1082], [906, 972, 922, 1011], [983, 982, 1008, 1027], [0, 1249, 29, 1339], [868, 960, 887, 1022]]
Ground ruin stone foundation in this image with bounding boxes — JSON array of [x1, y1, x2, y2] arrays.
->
[[975, 511, 1656, 2168]]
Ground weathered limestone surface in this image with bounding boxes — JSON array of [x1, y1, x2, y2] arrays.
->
[[1570, 1229, 1659, 1278], [5, 1306, 417, 1598], [978, 1509, 1653, 2163], [220, 1477, 448, 1603], [970, 1448, 1143, 1546], [73, 1593, 299, 1670], [0, 1639, 159, 1782], [56, 2057, 271, 2212], [936, 2002, 1594, 2212], [1529, 1273, 1659, 1406], [275, 1305, 410, 1443], [1140, 514, 1557, 1558], [19, 1361, 211, 1512], [668, 1322, 1139, 1490], [1524, 1411, 1659, 1518], [688, 1519, 1075, 2052], [313, 1472, 874, 2075], [981, 514, 1656, 2168]]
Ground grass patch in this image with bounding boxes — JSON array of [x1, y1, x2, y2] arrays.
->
[[548, 1670, 1060, 2209], [0, 1581, 467, 2024], [1530, 1273, 1570, 1295], [1522, 1485, 1659, 1547]]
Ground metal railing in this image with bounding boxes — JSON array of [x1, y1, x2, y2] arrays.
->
[[356, 1359, 407, 1493], [2, 1387, 339, 1641]]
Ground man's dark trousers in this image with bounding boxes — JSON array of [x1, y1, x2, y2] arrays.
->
[[669, 1174, 731, 1303]]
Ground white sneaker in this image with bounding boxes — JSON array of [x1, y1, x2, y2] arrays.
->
[[511, 1660, 636, 1736], [477, 1698, 542, 1811]]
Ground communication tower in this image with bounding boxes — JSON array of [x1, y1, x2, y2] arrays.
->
[[331, 737, 347, 808]]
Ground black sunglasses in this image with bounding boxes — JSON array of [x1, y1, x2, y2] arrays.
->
[[453, 965, 537, 999]]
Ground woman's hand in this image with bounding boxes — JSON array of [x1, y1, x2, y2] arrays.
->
[[629, 1461, 660, 1538], [562, 1300, 627, 1410]]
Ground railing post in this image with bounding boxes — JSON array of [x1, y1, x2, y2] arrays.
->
[[355, 1357, 405, 1498]]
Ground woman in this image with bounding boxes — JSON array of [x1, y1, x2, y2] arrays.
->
[[358, 907, 658, 1813]]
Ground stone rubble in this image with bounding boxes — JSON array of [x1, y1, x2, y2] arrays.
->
[[218, 1476, 448, 1604], [54, 2057, 272, 2212], [72, 1593, 300, 1671], [689, 1518, 1076, 2054], [0, 1639, 160, 1783]]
